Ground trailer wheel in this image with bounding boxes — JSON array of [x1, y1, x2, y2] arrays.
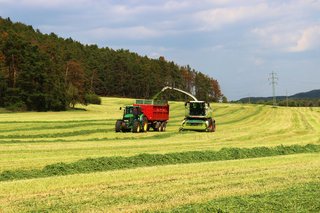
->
[[160, 122, 167, 132], [132, 120, 140, 133], [155, 122, 161, 131], [163, 122, 167, 131], [115, 120, 122, 132], [159, 122, 163, 131], [142, 117, 148, 132]]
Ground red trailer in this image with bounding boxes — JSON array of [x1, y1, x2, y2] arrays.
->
[[134, 99, 169, 131]]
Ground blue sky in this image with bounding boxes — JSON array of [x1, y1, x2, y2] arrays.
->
[[1, 0, 320, 100]]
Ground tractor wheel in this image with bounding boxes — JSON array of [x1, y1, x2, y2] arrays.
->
[[132, 120, 141, 133], [115, 120, 122, 132], [142, 117, 148, 132]]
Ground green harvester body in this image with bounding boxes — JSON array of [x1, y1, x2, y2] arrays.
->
[[180, 101, 216, 132]]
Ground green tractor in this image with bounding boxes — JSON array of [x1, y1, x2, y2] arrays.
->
[[115, 106, 148, 133], [179, 101, 216, 132]]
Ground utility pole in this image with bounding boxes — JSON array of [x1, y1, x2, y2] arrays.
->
[[286, 89, 289, 107], [268, 72, 278, 107]]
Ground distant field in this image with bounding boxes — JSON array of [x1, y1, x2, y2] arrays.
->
[[0, 97, 319, 212]]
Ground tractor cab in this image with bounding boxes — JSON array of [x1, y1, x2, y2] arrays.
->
[[123, 106, 142, 119]]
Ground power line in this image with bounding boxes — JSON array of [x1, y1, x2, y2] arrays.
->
[[269, 72, 278, 107]]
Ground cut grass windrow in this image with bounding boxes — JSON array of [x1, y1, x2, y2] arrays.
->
[[0, 132, 176, 144], [0, 119, 112, 124], [1, 144, 319, 182], [0, 128, 109, 139]]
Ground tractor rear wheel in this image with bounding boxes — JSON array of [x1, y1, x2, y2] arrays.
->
[[142, 117, 148, 132], [132, 120, 141, 133], [115, 120, 122, 132]]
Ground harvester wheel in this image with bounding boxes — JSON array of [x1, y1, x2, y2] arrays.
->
[[115, 120, 122, 132], [142, 117, 148, 132], [207, 119, 216, 132], [212, 120, 216, 132], [206, 119, 214, 132], [132, 120, 141, 133]]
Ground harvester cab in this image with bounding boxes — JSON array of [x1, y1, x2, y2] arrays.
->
[[115, 105, 148, 133], [180, 101, 216, 132]]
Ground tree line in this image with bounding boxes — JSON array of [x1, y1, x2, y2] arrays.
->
[[0, 17, 223, 111]]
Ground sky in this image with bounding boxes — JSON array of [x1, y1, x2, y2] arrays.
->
[[0, 0, 319, 100]]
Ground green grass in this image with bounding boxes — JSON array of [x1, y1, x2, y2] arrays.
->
[[167, 182, 320, 213], [1, 153, 319, 212], [0, 97, 320, 212]]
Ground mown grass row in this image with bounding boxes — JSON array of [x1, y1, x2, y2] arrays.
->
[[167, 182, 320, 213], [0, 132, 177, 144], [1, 144, 319, 182], [0, 128, 109, 139], [0, 122, 108, 133], [0, 119, 111, 124]]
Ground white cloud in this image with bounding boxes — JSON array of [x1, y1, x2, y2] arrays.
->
[[18, 0, 91, 8], [194, 3, 275, 30], [86, 26, 161, 40], [252, 23, 320, 52], [289, 25, 320, 52], [253, 57, 265, 66], [252, 24, 298, 50]]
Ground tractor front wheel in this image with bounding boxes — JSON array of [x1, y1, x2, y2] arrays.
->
[[115, 120, 122, 132], [132, 120, 141, 133]]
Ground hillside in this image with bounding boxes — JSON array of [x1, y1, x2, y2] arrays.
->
[[0, 98, 319, 211], [239, 89, 320, 105], [291, 89, 320, 99], [0, 17, 222, 111]]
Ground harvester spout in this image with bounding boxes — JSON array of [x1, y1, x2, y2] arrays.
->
[[153, 86, 198, 101]]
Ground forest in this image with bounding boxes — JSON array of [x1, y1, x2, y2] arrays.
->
[[0, 17, 222, 111]]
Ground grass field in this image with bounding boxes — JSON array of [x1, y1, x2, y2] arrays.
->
[[0, 97, 320, 212]]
